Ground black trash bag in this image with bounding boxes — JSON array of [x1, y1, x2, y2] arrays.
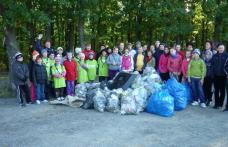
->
[[81, 89, 97, 109]]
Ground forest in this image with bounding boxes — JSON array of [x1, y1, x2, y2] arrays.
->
[[1, 0, 228, 71]]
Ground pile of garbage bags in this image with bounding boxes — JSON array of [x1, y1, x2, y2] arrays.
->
[[50, 67, 192, 117]]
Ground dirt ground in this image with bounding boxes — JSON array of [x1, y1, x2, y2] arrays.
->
[[0, 98, 228, 147]]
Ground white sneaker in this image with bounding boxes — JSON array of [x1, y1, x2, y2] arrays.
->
[[36, 100, 41, 104], [200, 103, 207, 108], [191, 101, 199, 106], [57, 97, 61, 101], [61, 97, 65, 100], [43, 100, 48, 103]]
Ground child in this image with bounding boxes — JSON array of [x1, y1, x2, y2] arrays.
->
[[98, 50, 109, 82], [128, 43, 136, 58], [86, 52, 98, 82], [74, 47, 82, 63], [83, 44, 96, 60], [107, 47, 122, 79], [181, 50, 192, 81], [188, 49, 206, 108], [51, 54, 66, 101], [133, 47, 146, 74], [28, 50, 40, 103], [167, 48, 182, 81], [64, 52, 78, 96], [203, 50, 213, 106], [146, 50, 155, 68], [121, 49, 134, 72], [41, 49, 49, 99], [159, 47, 170, 81], [12, 52, 31, 107], [33, 55, 48, 104], [78, 53, 89, 83], [56, 47, 65, 64], [47, 51, 55, 98]]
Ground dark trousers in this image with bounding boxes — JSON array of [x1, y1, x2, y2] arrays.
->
[[160, 72, 170, 81], [48, 81, 55, 99], [190, 77, 205, 103], [99, 76, 108, 82], [36, 83, 45, 101], [214, 76, 226, 107], [225, 78, 228, 108], [203, 77, 213, 102], [108, 69, 119, 80], [55, 88, 64, 98], [17, 85, 31, 104]]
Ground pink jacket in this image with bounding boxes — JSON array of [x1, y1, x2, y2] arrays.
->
[[159, 54, 169, 73], [181, 58, 190, 79], [167, 54, 182, 73]]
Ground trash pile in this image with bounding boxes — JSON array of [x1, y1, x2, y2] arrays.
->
[[50, 67, 192, 117]]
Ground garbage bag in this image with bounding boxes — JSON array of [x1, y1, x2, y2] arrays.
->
[[93, 88, 106, 112], [146, 89, 174, 117], [144, 82, 163, 97], [131, 74, 144, 89], [75, 83, 87, 98], [81, 88, 97, 109], [166, 77, 188, 111], [106, 92, 120, 113], [182, 82, 192, 104], [86, 82, 100, 90], [133, 87, 148, 113], [120, 89, 138, 115]]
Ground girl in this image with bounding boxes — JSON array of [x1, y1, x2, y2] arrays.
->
[[146, 50, 155, 68], [188, 49, 206, 108], [64, 52, 78, 96], [159, 47, 170, 81], [107, 47, 121, 79], [203, 50, 213, 106], [167, 48, 182, 81], [98, 50, 109, 82], [133, 47, 146, 74], [86, 52, 98, 82], [181, 50, 192, 81], [78, 53, 89, 83], [33, 55, 48, 104], [121, 49, 134, 72], [51, 54, 66, 101]]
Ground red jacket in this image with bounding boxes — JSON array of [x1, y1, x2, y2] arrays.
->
[[83, 49, 96, 60], [167, 54, 182, 73], [159, 54, 169, 73], [181, 58, 190, 79], [177, 51, 185, 60], [64, 59, 78, 81]]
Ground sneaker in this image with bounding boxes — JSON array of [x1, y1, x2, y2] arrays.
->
[[20, 103, 26, 107], [61, 97, 65, 100], [191, 101, 199, 106], [57, 97, 61, 101], [43, 100, 48, 103], [36, 100, 41, 104], [200, 103, 207, 108]]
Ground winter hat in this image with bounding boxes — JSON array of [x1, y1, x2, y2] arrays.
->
[[193, 48, 201, 55], [75, 47, 82, 54], [36, 55, 42, 61], [57, 47, 63, 51], [32, 50, 39, 58], [14, 52, 23, 59], [55, 54, 62, 61], [41, 49, 47, 54]]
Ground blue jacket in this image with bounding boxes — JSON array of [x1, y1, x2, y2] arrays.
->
[[211, 52, 228, 76]]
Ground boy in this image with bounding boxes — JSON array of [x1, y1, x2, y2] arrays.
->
[[98, 50, 109, 82], [78, 53, 89, 83], [188, 49, 206, 108], [12, 52, 31, 107], [86, 52, 98, 82], [33, 55, 48, 104]]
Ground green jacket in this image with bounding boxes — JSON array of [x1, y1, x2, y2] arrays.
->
[[188, 59, 206, 79], [51, 64, 66, 88], [78, 60, 89, 83], [98, 56, 109, 77], [86, 59, 98, 81]]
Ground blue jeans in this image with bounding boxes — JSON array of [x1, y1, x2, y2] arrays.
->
[[36, 84, 45, 101], [190, 77, 205, 103]]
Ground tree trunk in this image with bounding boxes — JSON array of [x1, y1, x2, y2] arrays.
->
[[4, 26, 20, 86], [213, 0, 222, 41], [79, 17, 85, 49]]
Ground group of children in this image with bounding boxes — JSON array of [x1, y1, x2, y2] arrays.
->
[[11, 37, 228, 111]]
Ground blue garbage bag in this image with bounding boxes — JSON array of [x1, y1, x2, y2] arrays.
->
[[182, 82, 192, 104], [166, 77, 187, 111], [146, 89, 174, 117]]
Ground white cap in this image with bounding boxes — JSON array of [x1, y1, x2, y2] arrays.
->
[[75, 47, 82, 54]]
